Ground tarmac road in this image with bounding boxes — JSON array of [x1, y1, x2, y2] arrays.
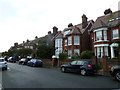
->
[[1, 62, 120, 89]]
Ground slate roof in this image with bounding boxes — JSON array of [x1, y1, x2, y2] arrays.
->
[[90, 10, 120, 30], [55, 31, 63, 39], [64, 20, 93, 36]]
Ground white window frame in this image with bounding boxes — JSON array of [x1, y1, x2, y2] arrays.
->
[[74, 36, 80, 45], [103, 30, 107, 40], [74, 49, 80, 55], [113, 29, 119, 39], [96, 31, 102, 41], [97, 47, 103, 58], [104, 47, 108, 56], [68, 49, 72, 57], [64, 40, 67, 46], [68, 36, 72, 45]]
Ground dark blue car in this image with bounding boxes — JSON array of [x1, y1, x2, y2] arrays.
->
[[61, 60, 97, 76], [27, 59, 43, 67]]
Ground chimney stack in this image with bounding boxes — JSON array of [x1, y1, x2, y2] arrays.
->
[[53, 26, 58, 35], [48, 31, 51, 35], [104, 8, 112, 15], [14, 42, 18, 46], [68, 23, 73, 27], [82, 14, 88, 28]]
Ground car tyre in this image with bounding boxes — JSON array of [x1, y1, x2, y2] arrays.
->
[[61, 67, 66, 73], [115, 71, 120, 81], [81, 69, 87, 76]]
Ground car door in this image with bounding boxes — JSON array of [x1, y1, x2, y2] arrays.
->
[[68, 61, 78, 72], [76, 61, 84, 72]]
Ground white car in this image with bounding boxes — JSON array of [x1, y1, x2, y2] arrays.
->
[[0, 58, 7, 70]]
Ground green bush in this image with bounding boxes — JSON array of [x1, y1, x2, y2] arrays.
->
[[71, 55, 80, 59], [59, 53, 68, 61], [80, 51, 94, 59], [97, 63, 103, 70]]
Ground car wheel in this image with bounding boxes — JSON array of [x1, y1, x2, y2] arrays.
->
[[61, 67, 66, 73], [81, 69, 87, 76], [5, 68, 7, 70], [115, 71, 120, 81]]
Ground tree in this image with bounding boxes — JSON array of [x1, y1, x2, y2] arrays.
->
[[17, 48, 33, 58], [36, 44, 54, 59]]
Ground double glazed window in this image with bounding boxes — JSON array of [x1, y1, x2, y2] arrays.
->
[[74, 49, 80, 55], [96, 31, 102, 41], [74, 36, 80, 45], [64, 40, 67, 46], [113, 29, 119, 39], [95, 30, 108, 41], [68, 50, 72, 57], [68, 36, 72, 45]]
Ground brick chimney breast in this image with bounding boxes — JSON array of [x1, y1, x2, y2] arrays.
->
[[82, 14, 88, 28]]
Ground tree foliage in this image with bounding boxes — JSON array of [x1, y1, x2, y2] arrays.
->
[[36, 44, 54, 59], [59, 53, 68, 61], [80, 51, 94, 59]]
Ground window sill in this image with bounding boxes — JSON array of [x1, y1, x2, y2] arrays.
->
[[94, 40, 109, 43], [112, 37, 119, 40], [68, 44, 72, 46], [74, 44, 80, 45]]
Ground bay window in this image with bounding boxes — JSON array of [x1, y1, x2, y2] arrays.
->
[[96, 31, 102, 41], [103, 30, 107, 40]]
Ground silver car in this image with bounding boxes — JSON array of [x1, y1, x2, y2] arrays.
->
[[0, 58, 7, 70]]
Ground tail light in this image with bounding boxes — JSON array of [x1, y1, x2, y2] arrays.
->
[[88, 64, 92, 68]]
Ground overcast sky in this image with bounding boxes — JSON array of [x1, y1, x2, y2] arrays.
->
[[0, 0, 119, 52]]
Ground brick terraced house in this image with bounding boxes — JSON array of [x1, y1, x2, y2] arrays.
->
[[90, 9, 120, 59]]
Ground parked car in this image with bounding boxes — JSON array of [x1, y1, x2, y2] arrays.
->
[[0, 58, 8, 70], [61, 60, 97, 75], [110, 65, 120, 81], [27, 59, 43, 67], [8, 57, 16, 63], [19, 58, 29, 65]]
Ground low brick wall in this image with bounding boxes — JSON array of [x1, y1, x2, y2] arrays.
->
[[107, 60, 120, 70]]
